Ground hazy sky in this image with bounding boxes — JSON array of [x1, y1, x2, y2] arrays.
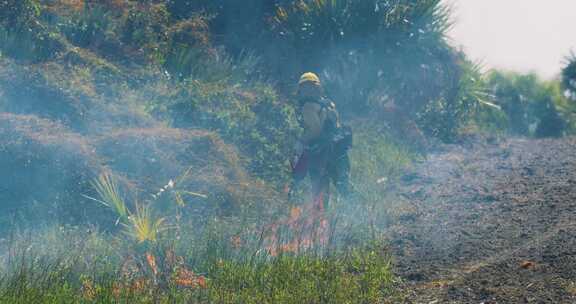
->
[[446, 0, 576, 79]]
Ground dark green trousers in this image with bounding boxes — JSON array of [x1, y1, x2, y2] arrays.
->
[[300, 147, 351, 204]]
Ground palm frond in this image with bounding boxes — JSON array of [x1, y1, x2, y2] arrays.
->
[[123, 202, 166, 244], [90, 172, 129, 222]]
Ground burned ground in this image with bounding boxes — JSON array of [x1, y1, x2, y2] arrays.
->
[[387, 136, 576, 303]]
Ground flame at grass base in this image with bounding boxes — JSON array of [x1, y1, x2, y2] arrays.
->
[[264, 193, 330, 256]]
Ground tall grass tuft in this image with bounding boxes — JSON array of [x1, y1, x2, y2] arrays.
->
[[123, 202, 166, 244], [89, 172, 128, 224]]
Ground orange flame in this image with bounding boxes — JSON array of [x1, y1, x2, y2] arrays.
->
[[112, 282, 122, 299], [264, 193, 329, 256], [230, 235, 242, 249], [174, 267, 208, 289], [130, 277, 149, 293], [146, 252, 159, 276], [81, 278, 96, 300], [58, 0, 85, 12]]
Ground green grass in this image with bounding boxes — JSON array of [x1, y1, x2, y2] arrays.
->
[[0, 150, 408, 303], [350, 121, 419, 188], [204, 248, 397, 303], [0, 227, 400, 304]]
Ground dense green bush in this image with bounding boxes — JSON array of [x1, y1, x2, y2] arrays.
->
[[163, 16, 214, 79], [262, 0, 488, 144], [154, 78, 300, 185], [417, 58, 490, 141], [120, 3, 171, 64], [0, 0, 41, 29], [269, 0, 457, 113], [165, 0, 283, 56], [485, 71, 572, 138], [562, 52, 576, 101], [57, 4, 117, 49], [0, 0, 65, 61]]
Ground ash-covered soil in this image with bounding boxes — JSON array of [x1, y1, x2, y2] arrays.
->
[[387, 136, 576, 303]]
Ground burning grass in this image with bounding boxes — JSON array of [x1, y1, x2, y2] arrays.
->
[[0, 223, 400, 304], [0, 158, 405, 303]]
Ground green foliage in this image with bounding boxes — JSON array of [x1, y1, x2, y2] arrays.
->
[[562, 51, 576, 101], [90, 172, 171, 245], [120, 3, 171, 64], [486, 71, 536, 135], [165, 0, 280, 55], [0, 0, 41, 30], [0, 232, 397, 303], [0, 0, 64, 62], [89, 172, 129, 223], [270, 0, 457, 117], [163, 16, 214, 79], [123, 202, 166, 244], [164, 46, 258, 82], [485, 71, 572, 137], [155, 78, 300, 185], [57, 4, 116, 49], [350, 122, 417, 187], [469, 101, 508, 136], [206, 247, 396, 303], [419, 58, 490, 141], [539, 80, 576, 136]]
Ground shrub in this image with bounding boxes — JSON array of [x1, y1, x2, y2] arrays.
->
[[0, 0, 65, 62], [163, 18, 233, 81], [269, 0, 457, 115], [533, 98, 566, 138], [0, 0, 41, 30], [264, 0, 489, 144], [120, 3, 171, 63], [418, 58, 490, 141], [154, 79, 300, 186], [537, 81, 576, 137], [57, 3, 117, 49], [485, 70, 572, 137], [562, 51, 576, 101], [165, 0, 281, 55]]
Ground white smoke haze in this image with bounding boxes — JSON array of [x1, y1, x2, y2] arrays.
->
[[446, 0, 576, 78]]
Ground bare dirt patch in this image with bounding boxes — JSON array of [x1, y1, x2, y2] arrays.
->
[[387, 137, 576, 303]]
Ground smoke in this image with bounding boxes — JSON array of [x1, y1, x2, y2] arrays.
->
[[0, 0, 463, 260]]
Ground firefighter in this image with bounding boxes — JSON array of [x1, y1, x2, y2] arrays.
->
[[289, 72, 353, 206]]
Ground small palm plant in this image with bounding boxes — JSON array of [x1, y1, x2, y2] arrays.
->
[[87, 172, 166, 244], [89, 172, 129, 224], [123, 202, 166, 244], [85, 172, 210, 296]]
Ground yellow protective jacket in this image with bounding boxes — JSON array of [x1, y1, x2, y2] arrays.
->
[[300, 98, 340, 145]]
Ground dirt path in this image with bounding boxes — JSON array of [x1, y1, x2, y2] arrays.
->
[[386, 136, 576, 303]]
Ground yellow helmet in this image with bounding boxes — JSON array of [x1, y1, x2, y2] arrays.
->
[[298, 72, 321, 86]]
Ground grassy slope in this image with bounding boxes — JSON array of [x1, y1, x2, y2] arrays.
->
[[0, 1, 422, 303]]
